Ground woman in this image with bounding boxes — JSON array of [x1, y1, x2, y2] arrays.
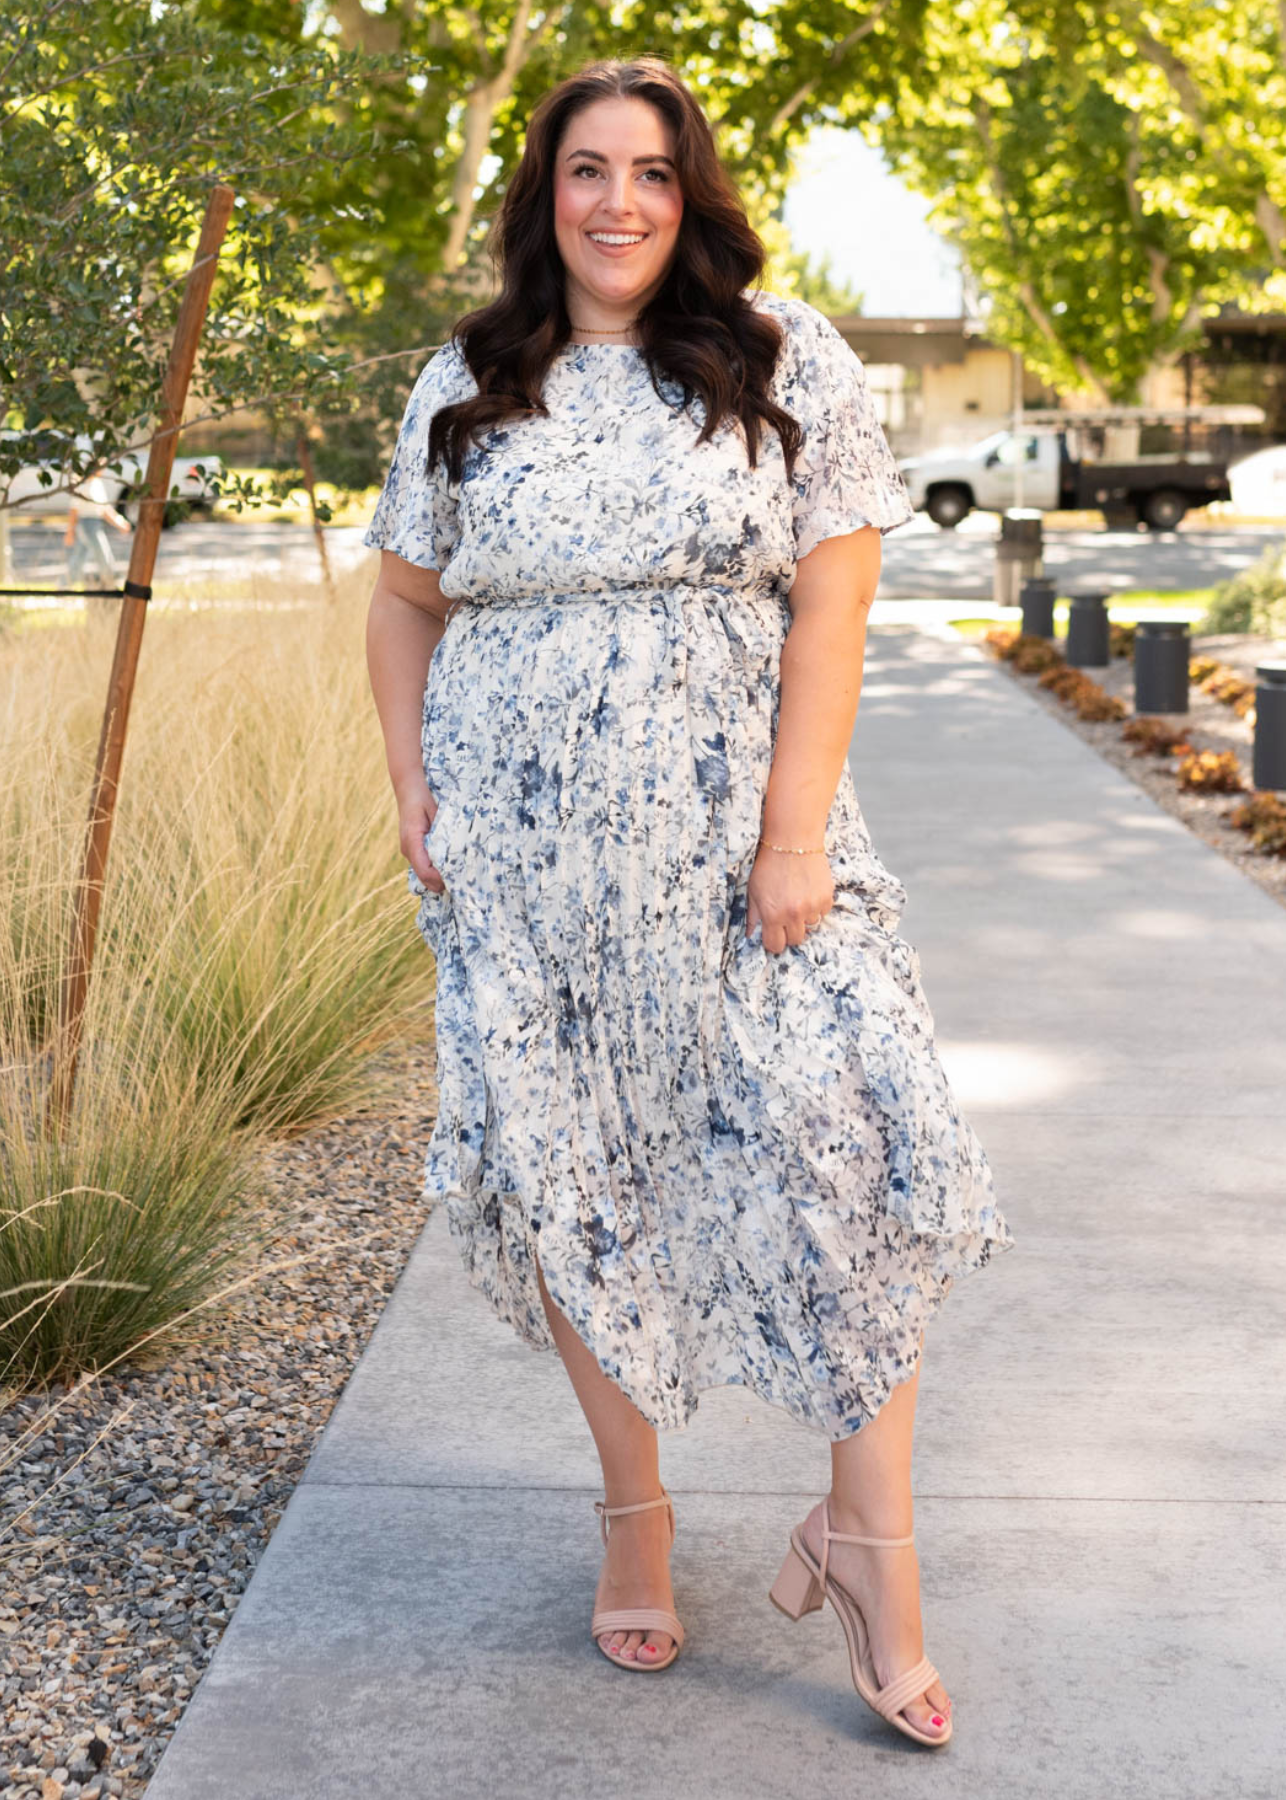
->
[[64, 472, 131, 591], [364, 55, 1013, 1747]]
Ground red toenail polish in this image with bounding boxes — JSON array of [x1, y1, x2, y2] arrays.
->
[[931, 1715, 944, 1727]]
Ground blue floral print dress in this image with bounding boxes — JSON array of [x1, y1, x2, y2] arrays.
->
[[365, 288, 1014, 1442]]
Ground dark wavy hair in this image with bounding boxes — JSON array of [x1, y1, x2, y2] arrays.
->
[[428, 55, 804, 486]]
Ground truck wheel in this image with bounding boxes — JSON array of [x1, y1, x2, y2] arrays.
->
[[926, 486, 971, 529], [1142, 489, 1187, 532]]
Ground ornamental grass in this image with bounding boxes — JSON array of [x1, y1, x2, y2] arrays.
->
[[0, 568, 432, 1390]]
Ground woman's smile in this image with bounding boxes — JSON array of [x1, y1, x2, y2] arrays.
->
[[586, 231, 649, 254]]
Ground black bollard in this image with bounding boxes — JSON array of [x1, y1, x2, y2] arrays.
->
[[1065, 592, 1111, 668], [1252, 663, 1286, 791], [1134, 620, 1191, 713], [1020, 576, 1057, 638]]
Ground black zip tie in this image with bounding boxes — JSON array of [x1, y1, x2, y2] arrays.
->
[[122, 580, 152, 601]]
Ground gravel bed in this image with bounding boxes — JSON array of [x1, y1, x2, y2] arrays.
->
[[0, 1025, 439, 1800], [979, 629, 1286, 912]]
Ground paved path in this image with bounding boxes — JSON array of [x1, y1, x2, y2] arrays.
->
[[143, 623, 1286, 1800]]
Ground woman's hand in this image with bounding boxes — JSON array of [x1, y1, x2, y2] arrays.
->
[[746, 845, 834, 954], [398, 776, 445, 895]]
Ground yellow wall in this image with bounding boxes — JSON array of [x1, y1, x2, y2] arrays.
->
[[915, 347, 1059, 449], [923, 347, 1016, 420]]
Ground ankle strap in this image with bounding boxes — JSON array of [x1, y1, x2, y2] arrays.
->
[[594, 1488, 674, 1549], [826, 1529, 915, 1547], [817, 1498, 913, 1591]]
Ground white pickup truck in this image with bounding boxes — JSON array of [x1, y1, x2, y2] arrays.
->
[[898, 405, 1266, 531], [1, 429, 225, 524]]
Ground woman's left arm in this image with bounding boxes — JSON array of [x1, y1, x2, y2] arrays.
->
[[747, 526, 881, 953]]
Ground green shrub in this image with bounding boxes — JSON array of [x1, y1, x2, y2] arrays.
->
[[1200, 537, 1286, 635]]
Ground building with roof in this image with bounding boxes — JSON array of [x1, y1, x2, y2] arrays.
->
[[832, 310, 1286, 458]]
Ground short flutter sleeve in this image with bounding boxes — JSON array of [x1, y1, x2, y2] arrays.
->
[[777, 299, 916, 560], [363, 338, 474, 572]]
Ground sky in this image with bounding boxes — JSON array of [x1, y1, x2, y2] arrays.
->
[[783, 126, 964, 319]]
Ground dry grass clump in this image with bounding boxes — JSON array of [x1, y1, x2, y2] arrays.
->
[[1034, 663, 1128, 721], [1230, 791, 1286, 855], [1121, 717, 1194, 757], [984, 627, 1127, 719], [982, 628, 1064, 674], [0, 568, 433, 1391], [1174, 749, 1248, 794], [1192, 661, 1256, 720]]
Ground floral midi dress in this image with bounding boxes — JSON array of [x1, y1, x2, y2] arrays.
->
[[364, 288, 1014, 1442]]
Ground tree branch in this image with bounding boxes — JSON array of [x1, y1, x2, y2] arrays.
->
[[764, 2, 893, 137], [0, 0, 76, 99], [0, 341, 455, 515], [442, 0, 552, 270], [0, 46, 163, 132]]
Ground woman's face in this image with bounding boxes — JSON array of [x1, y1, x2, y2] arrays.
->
[[552, 96, 683, 324]]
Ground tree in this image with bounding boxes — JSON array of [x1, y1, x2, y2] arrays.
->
[[875, 0, 1286, 400], [0, 0, 397, 515], [244, 1, 930, 483], [297, 1, 931, 284]]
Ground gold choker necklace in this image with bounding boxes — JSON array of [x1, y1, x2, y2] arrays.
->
[[569, 320, 639, 336]]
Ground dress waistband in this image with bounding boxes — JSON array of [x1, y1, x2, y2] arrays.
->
[[443, 581, 784, 624]]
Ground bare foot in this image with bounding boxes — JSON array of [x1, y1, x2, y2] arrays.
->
[[594, 1497, 677, 1665], [800, 1497, 951, 1736]]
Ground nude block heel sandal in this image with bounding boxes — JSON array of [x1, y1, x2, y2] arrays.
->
[[769, 1499, 952, 1747], [590, 1487, 685, 1673]]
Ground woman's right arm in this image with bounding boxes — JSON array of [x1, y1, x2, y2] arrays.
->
[[366, 548, 451, 894]]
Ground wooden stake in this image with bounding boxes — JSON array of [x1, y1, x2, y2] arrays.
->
[[47, 184, 236, 1132]]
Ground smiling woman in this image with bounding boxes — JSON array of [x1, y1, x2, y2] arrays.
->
[[553, 118, 683, 330], [362, 52, 1012, 1742]]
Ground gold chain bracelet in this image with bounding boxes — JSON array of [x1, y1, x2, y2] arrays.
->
[[758, 837, 827, 855]]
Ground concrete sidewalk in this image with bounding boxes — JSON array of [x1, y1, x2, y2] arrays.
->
[[144, 624, 1286, 1800]]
